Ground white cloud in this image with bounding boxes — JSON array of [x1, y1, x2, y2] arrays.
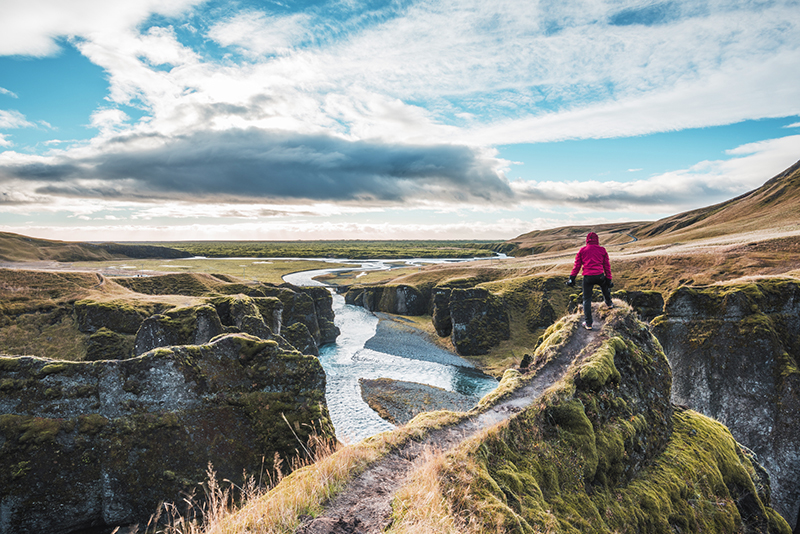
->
[[0, 87, 18, 98], [90, 108, 130, 130], [785, 122, 800, 128], [0, 110, 35, 129], [0, 0, 203, 56], [208, 10, 312, 56], [510, 135, 800, 212]]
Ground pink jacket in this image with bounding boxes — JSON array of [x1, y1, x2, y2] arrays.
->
[[571, 232, 612, 279]]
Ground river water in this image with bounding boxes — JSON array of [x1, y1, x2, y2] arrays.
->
[[283, 259, 499, 443]]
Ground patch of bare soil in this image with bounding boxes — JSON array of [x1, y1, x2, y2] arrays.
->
[[296, 311, 606, 534]]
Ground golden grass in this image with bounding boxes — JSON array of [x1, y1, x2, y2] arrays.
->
[[386, 448, 464, 534], [151, 410, 466, 534]]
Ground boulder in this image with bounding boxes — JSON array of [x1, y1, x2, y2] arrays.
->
[[0, 333, 331, 534], [652, 279, 800, 527]]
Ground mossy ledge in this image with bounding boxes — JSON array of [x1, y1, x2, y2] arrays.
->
[[652, 278, 800, 527], [387, 309, 790, 533], [0, 333, 332, 534]]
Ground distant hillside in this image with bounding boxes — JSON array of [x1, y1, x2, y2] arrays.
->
[[507, 158, 800, 255], [0, 232, 191, 262]]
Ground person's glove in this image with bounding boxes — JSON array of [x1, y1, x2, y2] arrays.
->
[[608, 280, 614, 289], [566, 276, 575, 287]]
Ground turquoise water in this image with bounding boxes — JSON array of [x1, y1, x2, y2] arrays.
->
[[284, 260, 499, 443]]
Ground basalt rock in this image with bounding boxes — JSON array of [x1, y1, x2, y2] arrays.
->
[[0, 333, 331, 534], [431, 288, 453, 337], [344, 284, 428, 316], [652, 279, 800, 528], [449, 288, 510, 355], [260, 284, 340, 348], [133, 304, 225, 356], [74, 299, 165, 335], [611, 289, 664, 321]]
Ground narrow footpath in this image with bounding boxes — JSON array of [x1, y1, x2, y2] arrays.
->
[[296, 314, 604, 534]]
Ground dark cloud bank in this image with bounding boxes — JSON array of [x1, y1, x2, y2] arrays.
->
[[3, 129, 513, 204]]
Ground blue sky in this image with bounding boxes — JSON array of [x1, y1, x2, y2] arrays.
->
[[1, 0, 799, 242]]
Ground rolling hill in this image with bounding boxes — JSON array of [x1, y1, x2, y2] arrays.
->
[[506, 158, 800, 256], [0, 232, 191, 263]]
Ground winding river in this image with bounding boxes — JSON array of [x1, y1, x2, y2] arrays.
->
[[283, 259, 499, 443]]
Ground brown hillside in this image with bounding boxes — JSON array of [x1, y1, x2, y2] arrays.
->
[[506, 158, 800, 255], [0, 231, 189, 262], [634, 158, 800, 244]]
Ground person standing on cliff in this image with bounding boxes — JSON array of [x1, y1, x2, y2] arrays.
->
[[566, 231, 614, 330]]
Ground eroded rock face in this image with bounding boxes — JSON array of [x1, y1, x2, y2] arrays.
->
[[449, 288, 510, 355], [0, 334, 331, 534], [431, 288, 452, 337], [74, 299, 165, 335], [652, 280, 800, 527], [344, 285, 428, 316], [133, 304, 225, 356]]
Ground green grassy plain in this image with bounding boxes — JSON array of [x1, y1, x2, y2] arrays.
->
[[148, 240, 500, 259]]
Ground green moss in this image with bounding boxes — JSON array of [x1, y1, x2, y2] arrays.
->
[[10, 460, 30, 479], [575, 337, 624, 390], [231, 334, 277, 362], [78, 414, 108, 435], [0, 356, 20, 371], [38, 362, 72, 376], [0, 414, 62, 444]]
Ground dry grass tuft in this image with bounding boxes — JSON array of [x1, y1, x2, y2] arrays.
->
[[387, 447, 464, 534]]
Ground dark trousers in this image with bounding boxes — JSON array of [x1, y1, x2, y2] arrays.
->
[[582, 274, 612, 326]]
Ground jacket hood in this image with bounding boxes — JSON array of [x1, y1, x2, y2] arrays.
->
[[586, 232, 599, 245]]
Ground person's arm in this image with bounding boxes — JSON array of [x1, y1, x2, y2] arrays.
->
[[567, 250, 582, 285], [603, 250, 612, 279], [571, 250, 583, 278]]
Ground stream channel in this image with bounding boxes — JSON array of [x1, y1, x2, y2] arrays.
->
[[282, 259, 500, 443]]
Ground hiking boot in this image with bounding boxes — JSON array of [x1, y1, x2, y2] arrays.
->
[[583, 322, 593, 330], [606, 302, 615, 309]]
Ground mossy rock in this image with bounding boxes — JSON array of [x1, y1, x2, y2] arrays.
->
[[85, 327, 134, 361], [0, 333, 332, 534], [433, 309, 790, 533], [133, 304, 224, 356], [653, 279, 800, 526], [74, 299, 163, 334], [449, 288, 510, 355], [282, 322, 319, 356]]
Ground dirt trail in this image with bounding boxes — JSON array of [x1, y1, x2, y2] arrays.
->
[[296, 314, 605, 534]]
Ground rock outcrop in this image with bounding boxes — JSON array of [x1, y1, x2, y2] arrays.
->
[[429, 308, 790, 533], [652, 279, 800, 528], [0, 334, 331, 534], [344, 284, 429, 316], [134, 304, 225, 355], [448, 287, 510, 355]]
